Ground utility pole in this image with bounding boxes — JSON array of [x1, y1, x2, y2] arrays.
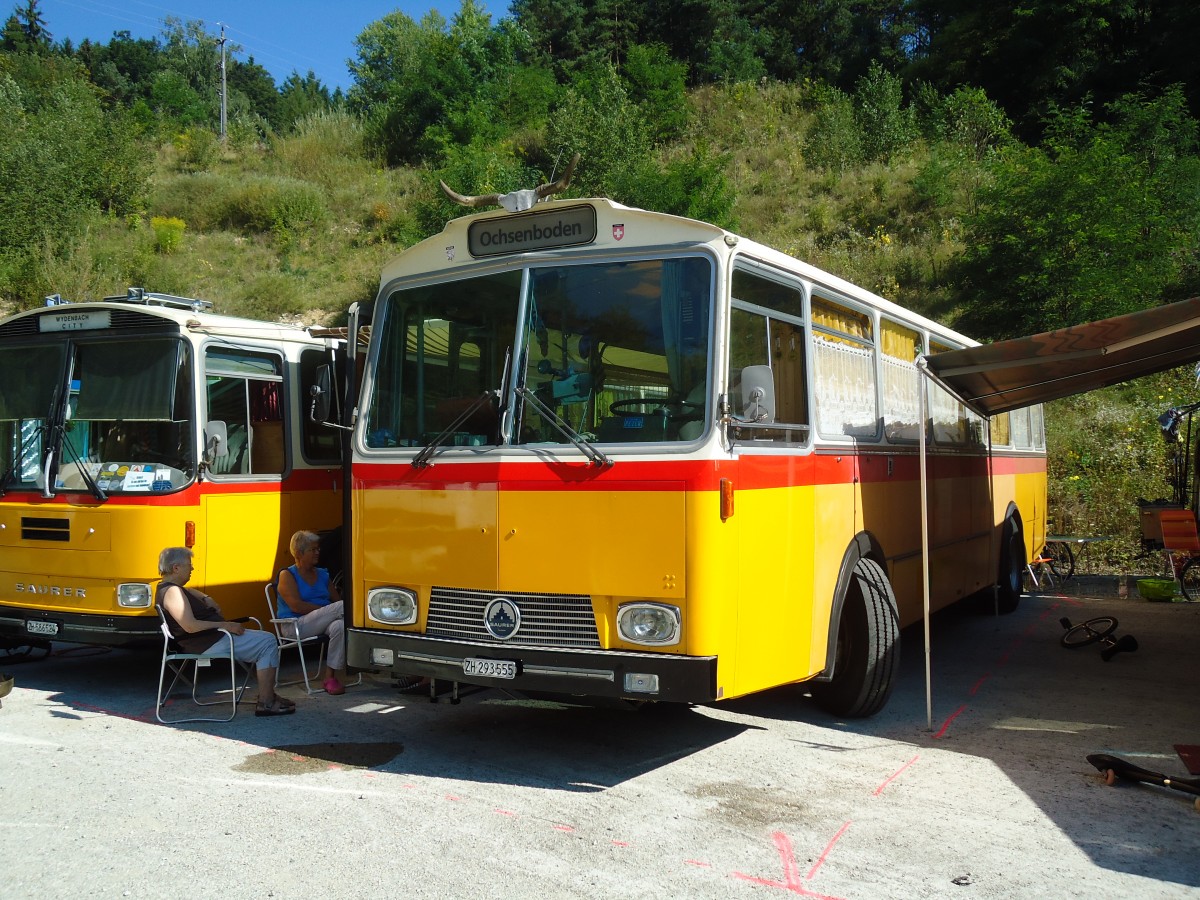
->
[[216, 22, 227, 141]]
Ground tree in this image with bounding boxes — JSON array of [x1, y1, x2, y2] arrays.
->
[[0, 62, 150, 301], [622, 43, 688, 142], [2, 0, 50, 53], [905, 0, 1200, 139], [951, 93, 1200, 339], [228, 55, 278, 126], [276, 71, 334, 133], [348, 1, 530, 165]]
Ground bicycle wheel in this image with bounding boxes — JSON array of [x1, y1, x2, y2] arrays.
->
[[1061, 616, 1118, 648], [1180, 558, 1200, 601], [1046, 541, 1075, 580]]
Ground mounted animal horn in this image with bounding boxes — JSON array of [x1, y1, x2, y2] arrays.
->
[[440, 154, 581, 212]]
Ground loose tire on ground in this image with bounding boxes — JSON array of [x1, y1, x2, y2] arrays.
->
[[996, 516, 1025, 614], [813, 557, 900, 719]]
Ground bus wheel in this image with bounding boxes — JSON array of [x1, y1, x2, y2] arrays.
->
[[813, 557, 900, 719], [996, 516, 1025, 614]]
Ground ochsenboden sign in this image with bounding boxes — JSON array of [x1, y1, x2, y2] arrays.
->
[[467, 205, 597, 258]]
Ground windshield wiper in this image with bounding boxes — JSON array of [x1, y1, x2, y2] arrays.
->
[[412, 390, 498, 470], [517, 387, 612, 468], [58, 430, 107, 502]]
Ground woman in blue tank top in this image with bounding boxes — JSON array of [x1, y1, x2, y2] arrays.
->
[[277, 530, 348, 695]]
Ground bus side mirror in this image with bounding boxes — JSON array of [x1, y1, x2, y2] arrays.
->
[[204, 420, 228, 462], [310, 365, 332, 423], [741, 365, 775, 423]]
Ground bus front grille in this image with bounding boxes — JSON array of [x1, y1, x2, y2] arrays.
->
[[426, 587, 601, 649]]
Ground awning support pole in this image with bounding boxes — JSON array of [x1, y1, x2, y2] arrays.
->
[[919, 364, 932, 731]]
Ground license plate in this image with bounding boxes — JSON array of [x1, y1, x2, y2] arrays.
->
[[26, 619, 59, 636], [462, 657, 517, 680]]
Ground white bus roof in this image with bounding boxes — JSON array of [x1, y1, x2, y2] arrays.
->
[[0, 292, 336, 347], [379, 197, 978, 350]]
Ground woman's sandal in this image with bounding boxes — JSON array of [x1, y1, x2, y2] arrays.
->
[[255, 697, 296, 717]]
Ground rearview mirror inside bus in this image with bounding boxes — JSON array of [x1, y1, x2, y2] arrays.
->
[[741, 365, 775, 423], [204, 420, 228, 462]]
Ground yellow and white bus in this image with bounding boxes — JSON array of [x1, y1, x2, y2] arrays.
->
[[0, 289, 344, 647], [344, 199, 1046, 716]]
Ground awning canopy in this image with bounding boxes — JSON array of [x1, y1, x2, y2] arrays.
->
[[921, 297, 1200, 416]]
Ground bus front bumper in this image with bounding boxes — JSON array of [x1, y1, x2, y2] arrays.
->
[[0, 604, 158, 648], [347, 629, 718, 704]]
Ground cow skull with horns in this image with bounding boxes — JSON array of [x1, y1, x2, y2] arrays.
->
[[440, 154, 580, 213]]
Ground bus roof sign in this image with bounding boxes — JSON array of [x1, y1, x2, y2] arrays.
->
[[39, 310, 111, 332], [467, 205, 597, 258]]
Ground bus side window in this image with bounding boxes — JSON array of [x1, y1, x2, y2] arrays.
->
[[205, 348, 285, 476]]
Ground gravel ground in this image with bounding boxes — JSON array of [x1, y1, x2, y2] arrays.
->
[[1, 583, 1198, 899]]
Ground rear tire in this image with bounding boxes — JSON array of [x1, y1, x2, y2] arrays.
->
[[813, 557, 900, 718], [996, 516, 1025, 614]]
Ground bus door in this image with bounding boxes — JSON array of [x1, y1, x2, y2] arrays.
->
[[726, 267, 819, 690], [201, 346, 288, 601]]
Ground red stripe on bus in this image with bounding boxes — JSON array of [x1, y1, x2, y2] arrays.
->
[[351, 451, 1041, 492], [0, 468, 340, 507]]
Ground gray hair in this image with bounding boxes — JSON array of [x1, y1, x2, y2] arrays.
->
[[158, 546, 193, 576], [289, 530, 320, 558]]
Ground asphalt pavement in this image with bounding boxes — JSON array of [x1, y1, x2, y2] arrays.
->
[[1, 583, 1198, 899]]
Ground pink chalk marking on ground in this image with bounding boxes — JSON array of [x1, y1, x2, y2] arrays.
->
[[445, 794, 461, 802], [494, 808, 517, 817], [933, 703, 967, 739], [730, 829, 847, 899], [970, 673, 990, 696], [611, 840, 630, 847], [553, 824, 575, 833], [684, 859, 712, 868], [806, 823, 850, 881], [873, 755, 919, 796]]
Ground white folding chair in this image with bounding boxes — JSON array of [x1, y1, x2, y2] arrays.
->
[[265, 582, 327, 694], [154, 606, 257, 724]]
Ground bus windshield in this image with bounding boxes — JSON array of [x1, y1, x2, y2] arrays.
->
[[365, 255, 713, 449], [0, 337, 195, 495]]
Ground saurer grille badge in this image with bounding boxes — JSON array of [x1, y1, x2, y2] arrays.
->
[[483, 597, 520, 640]]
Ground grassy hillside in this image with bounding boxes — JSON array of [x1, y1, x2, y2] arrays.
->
[[20, 88, 1188, 573]]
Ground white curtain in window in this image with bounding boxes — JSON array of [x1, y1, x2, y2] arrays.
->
[[814, 335, 876, 436], [881, 353, 919, 440]]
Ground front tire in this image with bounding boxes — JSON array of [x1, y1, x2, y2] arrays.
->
[[813, 557, 900, 718]]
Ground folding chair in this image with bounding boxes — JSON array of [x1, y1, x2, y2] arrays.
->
[[1158, 508, 1200, 583], [154, 606, 257, 724], [1025, 550, 1058, 593], [265, 582, 327, 694]]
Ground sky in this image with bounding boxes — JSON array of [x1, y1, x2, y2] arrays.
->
[[40, 0, 508, 91]]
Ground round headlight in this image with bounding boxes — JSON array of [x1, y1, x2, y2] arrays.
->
[[617, 603, 680, 645], [367, 587, 418, 625]]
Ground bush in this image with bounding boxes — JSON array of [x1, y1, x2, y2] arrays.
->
[[173, 126, 219, 172], [150, 216, 186, 253], [805, 85, 862, 172]]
